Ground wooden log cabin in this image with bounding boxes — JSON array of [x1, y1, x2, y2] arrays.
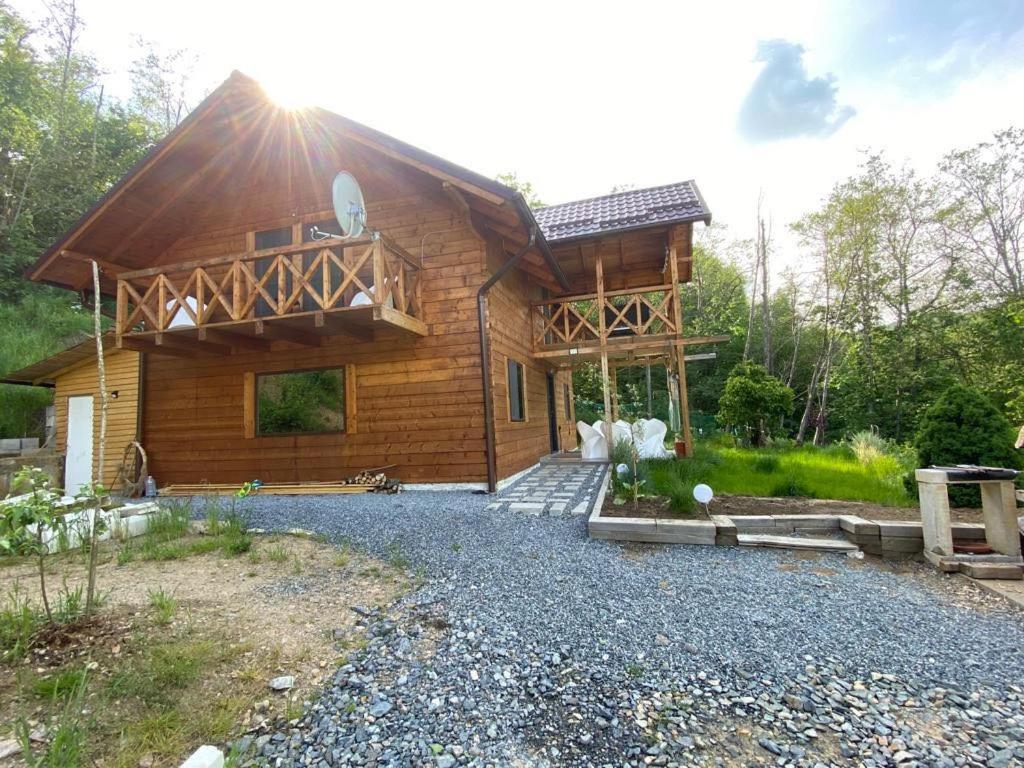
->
[[21, 71, 718, 492]]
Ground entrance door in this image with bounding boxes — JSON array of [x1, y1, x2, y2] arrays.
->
[[546, 372, 559, 453], [65, 395, 94, 495]]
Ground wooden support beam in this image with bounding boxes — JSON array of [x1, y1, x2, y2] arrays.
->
[[155, 332, 232, 356], [668, 231, 692, 456], [596, 256, 613, 448], [197, 327, 272, 352], [442, 181, 471, 216], [117, 336, 205, 359], [253, 319, 323, 347]]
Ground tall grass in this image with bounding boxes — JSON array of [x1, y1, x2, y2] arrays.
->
[[644, 441, 916, 507]]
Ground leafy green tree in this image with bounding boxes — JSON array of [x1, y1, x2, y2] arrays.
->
[[496, 171, 544, 208], [716, 362, 793, 446], [2, 466, 63, 620]]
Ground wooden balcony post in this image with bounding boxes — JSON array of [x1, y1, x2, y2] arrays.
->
[[116, 280, 127, 342], [373, 239, 385, 305], [596, 256, 613, 447], [668, 227, 692, 456]]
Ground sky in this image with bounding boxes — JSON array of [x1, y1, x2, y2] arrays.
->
[[11, 0, 1024, 274]]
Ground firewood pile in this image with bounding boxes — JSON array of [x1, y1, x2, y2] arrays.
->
[[341, 470, 402, 494]]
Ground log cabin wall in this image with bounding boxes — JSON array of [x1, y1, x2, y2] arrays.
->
[[141, 187, 493, 485], [54, 349, 141, 488], [485, 257, 576, 479]]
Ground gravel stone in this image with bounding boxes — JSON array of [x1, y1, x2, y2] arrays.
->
[[230, 478, 1024, 767]]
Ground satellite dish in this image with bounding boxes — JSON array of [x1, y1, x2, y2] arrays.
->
[[331, 171, 366, 239]]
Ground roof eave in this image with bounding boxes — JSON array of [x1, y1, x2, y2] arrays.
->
[[544, 210, 713, 247]]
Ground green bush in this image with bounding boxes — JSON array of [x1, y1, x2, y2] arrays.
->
[[850, 430, 888, 465], [770, 475, 815, 498], [752, 454, 780, 473], [914, 384, 1021, 506]]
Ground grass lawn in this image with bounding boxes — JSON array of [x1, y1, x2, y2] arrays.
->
[[625, 441, 916, 514]]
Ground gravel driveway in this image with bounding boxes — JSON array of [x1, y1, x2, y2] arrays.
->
[[237, 483, 1024, 767]]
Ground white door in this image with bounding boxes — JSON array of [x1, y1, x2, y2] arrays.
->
[[65, 395, 94, 495]]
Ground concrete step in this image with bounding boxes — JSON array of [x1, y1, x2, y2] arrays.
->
[[960, 562, 1024, 580], [737, 533, 860, 553]]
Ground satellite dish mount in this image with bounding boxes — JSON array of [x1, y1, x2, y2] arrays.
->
[[310, 171, 373, 241]]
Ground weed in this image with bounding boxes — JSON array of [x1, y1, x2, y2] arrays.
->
[[291, 557, 303, 576], [451, 542, 462, 553], [625, 663, 644, 679], [32, 667, 88, 700], [18, 669, 88, 768], [247, 550, 262, 565], [387, 543, 409, 570], [0, 584, 38, 662], [770, 475, 815, 498], [266, 543, 288, 563], [752, 453, 780, 473], [147, 587, 178, 625], [116, 547, 135, 566], [284, 695, 303, 721]]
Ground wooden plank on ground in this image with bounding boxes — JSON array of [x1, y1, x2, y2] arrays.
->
[[736, 533, 859, 553]]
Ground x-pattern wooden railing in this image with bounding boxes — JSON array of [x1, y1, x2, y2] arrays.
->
[[116, 236, 421, 337], [531, 284, 679, 351]]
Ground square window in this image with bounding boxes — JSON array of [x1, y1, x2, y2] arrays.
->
[[257, 368, 345, 436]]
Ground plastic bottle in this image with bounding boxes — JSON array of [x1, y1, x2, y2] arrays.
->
[[144, 475, 157, 497]]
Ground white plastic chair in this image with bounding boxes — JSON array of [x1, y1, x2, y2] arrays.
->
[[350, 283, 395, 309], [577, 421, 607, 460]]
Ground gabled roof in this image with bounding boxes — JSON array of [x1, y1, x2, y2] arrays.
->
[[1, 333, 117, 388], [533, 181, 711, 243]]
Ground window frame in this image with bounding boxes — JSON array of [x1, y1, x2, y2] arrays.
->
[[245, 365, 355, 438], [507, 357, 527, 423]]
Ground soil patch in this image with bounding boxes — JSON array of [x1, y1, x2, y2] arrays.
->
[[0, 532, 412, 767], [602, 493, 985, 524]]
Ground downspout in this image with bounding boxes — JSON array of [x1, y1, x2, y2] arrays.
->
[[478, 227, 537, 493]]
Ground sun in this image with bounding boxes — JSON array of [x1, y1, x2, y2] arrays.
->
[[260, 73, 324, 111]]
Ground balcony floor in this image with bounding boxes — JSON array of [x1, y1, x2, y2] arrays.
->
[[118, 304, 427, 356]]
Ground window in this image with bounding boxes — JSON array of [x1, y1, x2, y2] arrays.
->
[[563, 383, 571, 420], [254, 226, 294, 317], [257, 368, 345, 436], [507, 359, 526, 422]]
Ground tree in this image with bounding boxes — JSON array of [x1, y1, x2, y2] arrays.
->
[[496, 171, 544, 208], [716, 362, 793, 446], [939, 127, 1024, 303], [1, 466, 63, 621]]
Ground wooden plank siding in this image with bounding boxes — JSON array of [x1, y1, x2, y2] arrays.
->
[[54, 349, 141, 489], [141, 186, 495, 485], [485, 258, 576, 479]]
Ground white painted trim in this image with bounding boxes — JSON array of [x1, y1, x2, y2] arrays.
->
[[403, 482, 489, 492], [496, 462, 540, 491]]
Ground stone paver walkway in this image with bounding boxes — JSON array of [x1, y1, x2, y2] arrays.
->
[[486, 461, 606, 517]]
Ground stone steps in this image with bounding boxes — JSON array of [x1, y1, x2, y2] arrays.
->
[[737, 533, 860, 553]]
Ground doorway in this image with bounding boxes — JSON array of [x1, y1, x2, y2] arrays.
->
[[546, 372, 559, 453], [65, 395, 94, 495]]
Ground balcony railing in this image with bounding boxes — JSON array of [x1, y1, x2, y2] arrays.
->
[[531, 284, 680, 357], [116, 235, 424, 342]]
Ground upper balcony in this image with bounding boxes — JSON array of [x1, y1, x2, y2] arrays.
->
[[531, 284, 727, 363], [115, 236, 426, 355]]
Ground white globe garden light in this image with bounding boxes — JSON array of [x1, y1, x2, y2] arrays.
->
[[693, 484, 714, 505], [616, 463, 629, 477]]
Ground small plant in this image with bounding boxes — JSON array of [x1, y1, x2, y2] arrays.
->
[[332, 549, 350, 568], [148, 587, 178, 625], [451, 542, 462, 553], [32, 667, 88, 700], [625, 662, 645, 679], [849, 429, 888, 465], [117, 546, 135, 566], [387, 542, 410, 570], [291, 557, 303, 576], [266, 543, 288, 563], [18, 668, 89, 768], [2, 466, 65, 621], [770, 475, 815, 498], [752, 453, 780, 473], [1, 583, 38, 662], [247, 550, 262, 565]]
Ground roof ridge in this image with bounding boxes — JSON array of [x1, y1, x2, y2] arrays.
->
[[534, 180, 698, 214]]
